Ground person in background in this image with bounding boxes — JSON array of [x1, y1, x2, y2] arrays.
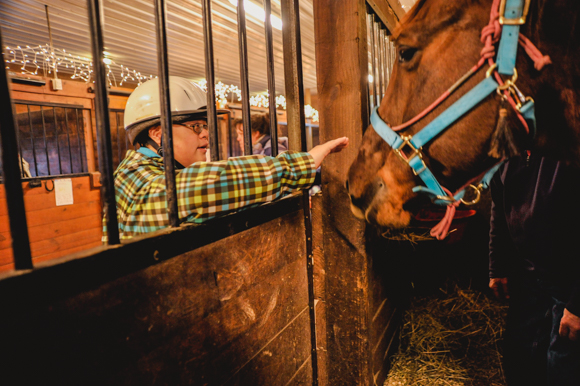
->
[[234, 112, 288, 156], [489, 153, 580, 386], [103, 76, 348, 241]]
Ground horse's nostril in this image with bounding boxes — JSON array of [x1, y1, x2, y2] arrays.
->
[[345, 179, 350, 193]]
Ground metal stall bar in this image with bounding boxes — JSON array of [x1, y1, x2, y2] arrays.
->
[[201, 0, 220, 161], [236, 0, 253, 156], [281, 0, 306, 152], [378, 26, 386, 104], [52, 107, 63, 174], [64, 109, 74, 174], [27, 105, 39, 176], [154, 0, 179, 227], [75, 109, 85, 173], [263, 0, 279, 156], [369, 14, 379, 108], [116, 112, 122, 165], [87, 0, 120, 244], [0, 28, 33, 269], [40, 107, 51, 175], [280, 1, 318, 384], [14, 110, 24, 176]]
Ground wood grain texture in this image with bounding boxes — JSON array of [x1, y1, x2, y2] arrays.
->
[[0, 176, 102, 269], [314, 0, 401, 384], [0, 208, 313, 385]]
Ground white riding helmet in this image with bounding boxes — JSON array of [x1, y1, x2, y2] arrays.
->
[[124, 76, 227, 144]]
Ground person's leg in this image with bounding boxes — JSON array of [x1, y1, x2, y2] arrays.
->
[[503, 274, 552, 386], [546, 297, 580, 385]]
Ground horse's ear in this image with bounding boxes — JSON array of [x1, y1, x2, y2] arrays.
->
[[488, 100, 522, 159]]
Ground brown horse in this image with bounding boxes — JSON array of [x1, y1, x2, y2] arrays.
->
[[346, 0, 580, 231]]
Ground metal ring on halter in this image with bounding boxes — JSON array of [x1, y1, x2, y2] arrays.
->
[[486, 63, 498, 78], [496, 68, 519, 91], [460, 184, 482, 205]]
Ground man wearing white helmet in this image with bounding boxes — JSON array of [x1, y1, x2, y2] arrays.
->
[[105, 76, 348, 241]]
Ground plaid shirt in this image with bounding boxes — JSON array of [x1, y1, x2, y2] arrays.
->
[[103, 148, 315, 242]]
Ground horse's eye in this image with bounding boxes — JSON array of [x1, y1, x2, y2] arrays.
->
[[398, 47, 417, 63]]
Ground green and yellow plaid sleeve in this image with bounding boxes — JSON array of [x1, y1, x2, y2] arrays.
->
[[106, 150, 315, 241], [178, 151, 315, 223]]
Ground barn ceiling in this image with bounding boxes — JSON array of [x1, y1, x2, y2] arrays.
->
[[0, 0, 415, 95], [0, 0, 317, 95]]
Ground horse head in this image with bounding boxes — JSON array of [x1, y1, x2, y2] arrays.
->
[[347, 0, 580, 231]]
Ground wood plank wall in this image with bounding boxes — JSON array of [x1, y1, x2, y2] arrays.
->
[[313, 0, 402, 384], [0, 207, 314, 385], [0, 176, 102, 272], [1, 74, 132, 271]]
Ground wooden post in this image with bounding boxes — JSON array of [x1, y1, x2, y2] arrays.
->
[[313, 1, 402, 385]]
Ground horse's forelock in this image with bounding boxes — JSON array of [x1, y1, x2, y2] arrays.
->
[[392, 0, 487, 41]]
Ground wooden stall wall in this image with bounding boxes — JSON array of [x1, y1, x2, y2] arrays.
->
[[0, 176, 102, 272], [313, 1, 402, 385], [0, 199, 314, 385], [0, 75, 132, 271]]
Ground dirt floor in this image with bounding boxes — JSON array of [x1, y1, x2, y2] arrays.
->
[[384, 280, 508, 386]]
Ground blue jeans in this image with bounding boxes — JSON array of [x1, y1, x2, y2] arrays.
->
[[503, 272, 580, 386]]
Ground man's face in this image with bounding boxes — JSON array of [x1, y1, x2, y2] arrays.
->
[[173, 120, 209, 165]]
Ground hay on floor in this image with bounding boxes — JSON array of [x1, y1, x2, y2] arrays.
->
[[385, 282, 508, 386]]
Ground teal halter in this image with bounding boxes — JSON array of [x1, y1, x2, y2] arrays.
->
[[371, 0, 536, 206]]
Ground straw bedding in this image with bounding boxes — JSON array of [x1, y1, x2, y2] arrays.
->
[[384, 281, 508, 386]]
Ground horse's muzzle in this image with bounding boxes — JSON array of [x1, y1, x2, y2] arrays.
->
[[346, 176, 385, 220]]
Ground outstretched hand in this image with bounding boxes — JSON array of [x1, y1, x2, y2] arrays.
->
[[309, 137, 349, 168]]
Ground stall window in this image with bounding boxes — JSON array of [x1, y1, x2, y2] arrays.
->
[[7, 101, 89, 178]]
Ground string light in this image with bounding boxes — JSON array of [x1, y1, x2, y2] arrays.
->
[[3, 44, 319, 121], [3, 44, 153, 86]]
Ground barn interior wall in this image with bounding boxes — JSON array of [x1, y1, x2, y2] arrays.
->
[[0, 200, 315, 385]]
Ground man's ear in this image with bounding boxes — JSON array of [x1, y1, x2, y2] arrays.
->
[[148, 126, 162, 145]]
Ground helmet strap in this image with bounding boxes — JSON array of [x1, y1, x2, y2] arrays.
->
[[145, 137, 185, 170]]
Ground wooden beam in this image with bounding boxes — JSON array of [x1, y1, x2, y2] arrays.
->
[[385, 0, 407, 20], [367, 0, 399, 32], [314, 0, 402, 384]]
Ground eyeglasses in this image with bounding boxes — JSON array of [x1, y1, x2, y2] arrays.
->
[[180, 122, 208, 134]]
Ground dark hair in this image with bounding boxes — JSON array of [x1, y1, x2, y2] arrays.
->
[[233, 113, 271, 136], [251, 113, 270, 136]]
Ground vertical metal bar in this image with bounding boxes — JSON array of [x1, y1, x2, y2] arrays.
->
[[40, 106, 51, 175], [236, 0, 253, 156], [0, 27, 33, 269], [75, 109, 85, 172], [281, 0, 307, 152], [201, 0, 220, 161], [87, 0, 120, 244], [153, 0, 179, 228], [263, 0, 279, 156], [281, 1, 318, 384], [14, 107, 24, 177], [64, 108, 74, 173], [366, 13, 373, 110], [369, 14, 379, 108], [27, 105, 39, 176], [378, 26, 385, 104], [116, 111, 122, 165], [52, 107, 62, 174]]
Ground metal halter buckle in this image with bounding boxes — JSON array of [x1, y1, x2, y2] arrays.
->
[[495, 68, 534, 111], [499, 0, 531, 25], [460, 184, 483, 205], [394, 135, 427, 175]]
